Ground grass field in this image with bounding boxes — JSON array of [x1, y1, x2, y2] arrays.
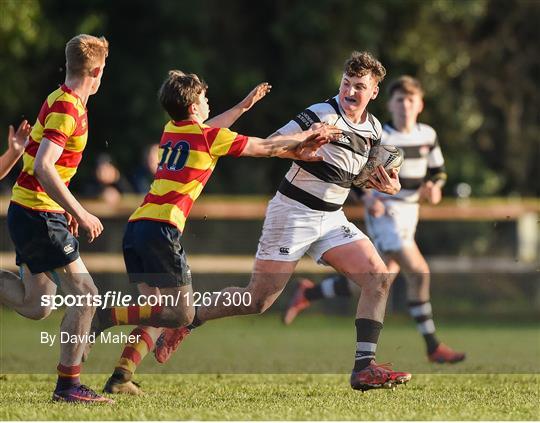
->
[[0, 373, 538, 420], [1, 309, 539, 420]]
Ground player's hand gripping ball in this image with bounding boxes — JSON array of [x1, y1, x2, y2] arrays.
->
[[353, 145, 404, 187]]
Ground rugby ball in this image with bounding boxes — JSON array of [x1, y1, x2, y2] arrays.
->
[[353, 145, 403, 187]]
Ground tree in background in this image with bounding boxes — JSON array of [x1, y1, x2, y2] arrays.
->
[[1, 0, 538, 196]]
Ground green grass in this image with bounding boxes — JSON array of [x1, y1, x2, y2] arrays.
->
[[1, 309, 539, 420], [1, 309, 538, 374], [0, 374, 538, 420]]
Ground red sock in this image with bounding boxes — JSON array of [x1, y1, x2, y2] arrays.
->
[[55, 363, 81, 391], [113, 327, 155, 380]]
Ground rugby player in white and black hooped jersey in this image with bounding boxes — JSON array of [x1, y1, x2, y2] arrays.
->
[[155, 52, 412, 392], [284, 76, 465, 364]]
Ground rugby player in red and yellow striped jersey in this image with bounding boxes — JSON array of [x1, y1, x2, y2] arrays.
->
[[11, 84, 88, 212], [90, 70, 340, 395], [127, 118, 249, 232], [1, 34, 112, 403]]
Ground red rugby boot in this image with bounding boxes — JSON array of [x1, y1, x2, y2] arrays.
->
[[350, 361, 412, 391], [429, 343, 466, 364], [154, 326, 191, 364], [283, 278, 314, 325]]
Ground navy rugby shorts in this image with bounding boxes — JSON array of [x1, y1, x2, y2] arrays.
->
[[7, 202, 79, 274], [122, 220, 192, 288]]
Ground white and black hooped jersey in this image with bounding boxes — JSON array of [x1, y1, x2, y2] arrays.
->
[[374, 122, 446, 202], [276, 96, 382, 211]]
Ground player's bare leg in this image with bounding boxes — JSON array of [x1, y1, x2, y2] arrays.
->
[[0, 266, 56, 320], [197, 259, 298, 322], [385, 242, 465, 363], [151, 259, 298, 364], [385, 243, 430, 301], [322, 239, 411, 390], [55, 258, 99, 366], [283, 259, 399, 325], [322, 240, 389, 322], [50, 257, 113, 403]]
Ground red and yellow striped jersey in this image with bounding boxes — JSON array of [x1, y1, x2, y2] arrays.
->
[[11, 84, 88, 212], [129, 120, 248, 231]]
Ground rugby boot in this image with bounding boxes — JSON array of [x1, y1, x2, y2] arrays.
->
[[103, 377, 144, 395], [154, 326, 191, 364], [53, 384, 114, 403], [429, 343, 466, 364], [350, 360, 412, 391], [282, 278, 314, 325]]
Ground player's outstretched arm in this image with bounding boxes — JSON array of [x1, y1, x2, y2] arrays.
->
[[33, 139, 103, 242], [0, 120, 31, 180], [205, 82, 272, 128], [240, 129, 339, 160]]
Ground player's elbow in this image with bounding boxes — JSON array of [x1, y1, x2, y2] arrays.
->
[[33, 160, 51, 181]]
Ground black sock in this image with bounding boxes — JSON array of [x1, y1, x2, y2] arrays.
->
[[408, 301, 440, 354], [187, 306, 203, 330], [304, 284, 324, 301], [353, 318, 383, 372], [334, 276, 352, 296], [305, 275, 351, 301], [423, 333, 440, 354]]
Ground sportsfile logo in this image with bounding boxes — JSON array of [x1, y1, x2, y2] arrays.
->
[[40, 291, 184, 310]]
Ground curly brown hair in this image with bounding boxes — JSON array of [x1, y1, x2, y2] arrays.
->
[[343, 51, 386, 83]]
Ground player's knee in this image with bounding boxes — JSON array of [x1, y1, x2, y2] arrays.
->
[[180, 304, 195, 326], [166, 305, 194, 328], [68, 275, 99, 297], [251, 295, 273, 314], [364, 272, 392, 300], [25, 305, 53, 320]]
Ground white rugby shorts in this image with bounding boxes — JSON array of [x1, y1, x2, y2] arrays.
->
[[256, 192, 367, 264], [365, 199, 419, 253]]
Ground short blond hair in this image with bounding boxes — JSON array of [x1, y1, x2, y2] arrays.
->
[[65, 34, 109, 77], [387, 75, 424, 98], [343, 51, 386, 83]]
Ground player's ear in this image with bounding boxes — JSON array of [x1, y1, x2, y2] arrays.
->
[[371, 84, 379, 100], [90, 66, 101, 78], [418, 97, 425, 114], [188, 102, 197, 117]]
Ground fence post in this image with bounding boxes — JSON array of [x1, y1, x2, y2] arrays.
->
[[517, 212, 539, 263]]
